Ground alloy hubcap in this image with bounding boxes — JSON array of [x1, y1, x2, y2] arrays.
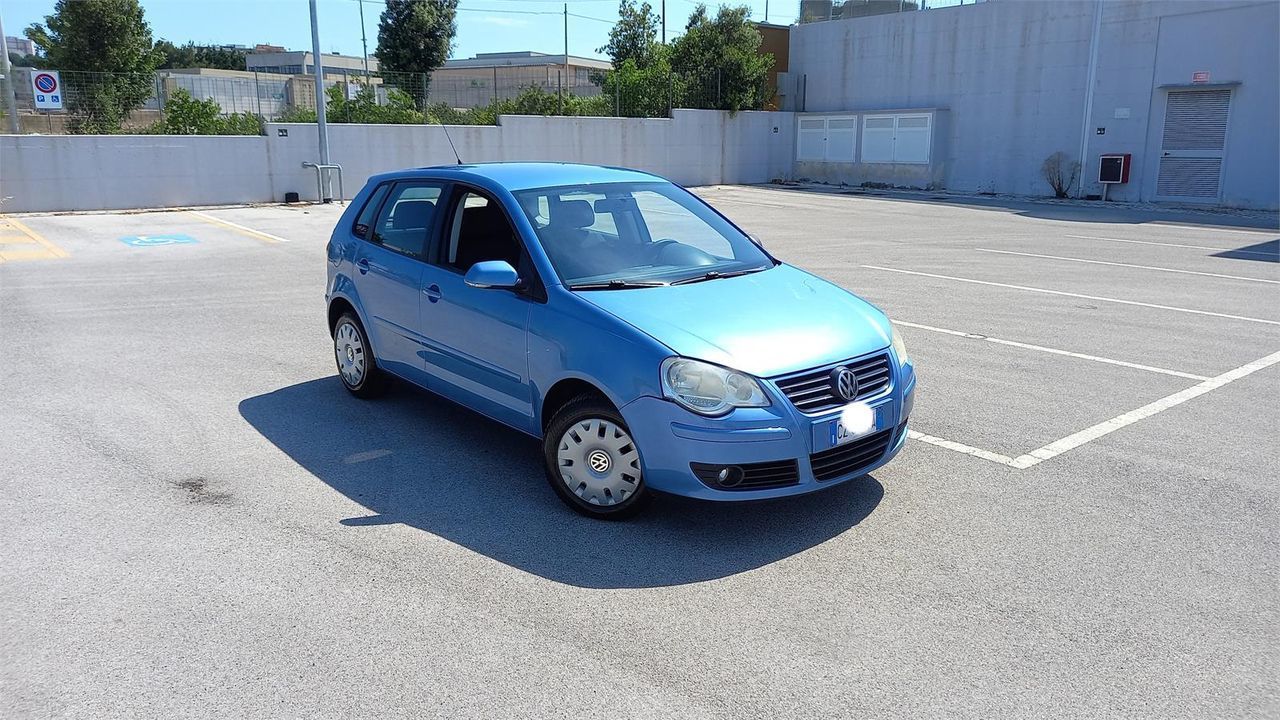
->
[[335, 322, 366, 387], [557, 418, 641, 506]]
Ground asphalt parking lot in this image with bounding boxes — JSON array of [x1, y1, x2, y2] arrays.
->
[[2, 187, 1277, 718]]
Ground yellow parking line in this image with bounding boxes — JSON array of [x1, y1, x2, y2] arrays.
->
[[0, 215, 69, 258], [187, 211, 289, 244]]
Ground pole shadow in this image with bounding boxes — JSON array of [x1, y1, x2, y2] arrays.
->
[[238, 377, 883, 589]]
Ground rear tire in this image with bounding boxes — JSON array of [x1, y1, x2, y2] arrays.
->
[[333, 312, 385, 398], [543, 396, 651, 520]]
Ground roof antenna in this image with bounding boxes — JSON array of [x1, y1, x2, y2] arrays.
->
[[437, 117, 463, 165]]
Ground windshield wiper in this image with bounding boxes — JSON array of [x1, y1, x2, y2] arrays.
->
[[569, 279, 669, 290], [669, 266, 771, 286]]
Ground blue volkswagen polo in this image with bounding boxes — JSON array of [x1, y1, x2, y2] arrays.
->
[[326, 163, 915, 519]]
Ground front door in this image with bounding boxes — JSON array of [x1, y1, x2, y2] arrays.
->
[[1155, 88, 1232, 202], [418, 187, 535, 432], [354, 180, 445, 383]]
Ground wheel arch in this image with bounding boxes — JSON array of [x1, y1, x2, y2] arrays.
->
[[539, 376, 616, 434], [327, 294, 360, 337]]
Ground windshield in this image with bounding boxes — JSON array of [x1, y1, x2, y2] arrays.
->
[[513, 181, 774, 288]]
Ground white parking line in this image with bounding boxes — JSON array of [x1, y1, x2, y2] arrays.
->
[[894, 320, 1209, 380], [1065, 234, 1277, 258], [1150, 224, 1278, 236], [906, 430, 1023, 468], [861, 265, 1280, 326], [1010, 349, 1280, 469], [976, 248, 1280, 285]]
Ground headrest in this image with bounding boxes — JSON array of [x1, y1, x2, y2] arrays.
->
[[554, 199, 594, 229], [391, 200, 434, 230]]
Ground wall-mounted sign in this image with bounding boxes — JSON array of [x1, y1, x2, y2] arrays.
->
[[1192, 70, 1210, 84], [277, 128, 289, 137], [1096, 127, 1106, 135], [30, 70, 63, 110]]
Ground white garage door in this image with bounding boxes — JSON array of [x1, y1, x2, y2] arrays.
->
[[1156, 89, 1231, 201]]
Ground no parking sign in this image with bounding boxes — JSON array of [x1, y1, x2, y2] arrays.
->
[[31, 70, 63, 110]]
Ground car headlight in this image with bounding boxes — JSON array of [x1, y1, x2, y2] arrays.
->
[[661, 357, 769, 416], [890, 326, 910, 367]]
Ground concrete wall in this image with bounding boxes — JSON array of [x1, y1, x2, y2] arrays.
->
[[0, 135, 273, 212], [0, 109, 795, 213], [786, 0, 1279, 208]]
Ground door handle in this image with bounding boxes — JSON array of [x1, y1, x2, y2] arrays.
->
[[423, 283, 442, 303], [355, 258, 370, 274]]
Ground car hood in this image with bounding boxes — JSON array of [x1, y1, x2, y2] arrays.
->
[[577, 264, 892, 378]]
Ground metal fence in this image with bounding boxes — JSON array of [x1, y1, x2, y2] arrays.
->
[[2, 65, 765, 134]]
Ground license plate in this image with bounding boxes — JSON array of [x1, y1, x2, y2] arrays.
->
[[815, 405, 888, 451]]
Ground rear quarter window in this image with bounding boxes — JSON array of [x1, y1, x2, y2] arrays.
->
[[353, 184, 391, 238]]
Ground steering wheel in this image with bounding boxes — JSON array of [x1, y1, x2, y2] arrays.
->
[[651, 239, 718, 267]]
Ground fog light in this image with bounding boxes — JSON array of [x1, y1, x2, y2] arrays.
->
[[717, 466, 744, 488]]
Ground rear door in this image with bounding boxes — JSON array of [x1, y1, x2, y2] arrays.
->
[[353, 181, 445, 383]]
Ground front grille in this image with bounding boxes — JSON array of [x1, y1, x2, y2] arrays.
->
[[809, 425, 898, 482], [690, 459, 801, 491], [774, 353, 892, 414]]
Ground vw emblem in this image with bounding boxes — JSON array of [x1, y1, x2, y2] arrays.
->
[[831, 367, 859, 401], [587, 449, 612, 474]]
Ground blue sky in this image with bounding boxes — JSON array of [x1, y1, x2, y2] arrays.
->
[[4, 0, 798, 62]]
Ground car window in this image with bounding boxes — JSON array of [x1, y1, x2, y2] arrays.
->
[[371, 182, 443, 257], [515, 181, 771, 287], [352, 183, 390, 239], [443, 191, 522, 272], [632, 190, 731, 257]]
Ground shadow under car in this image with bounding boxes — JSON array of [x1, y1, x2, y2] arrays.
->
[[238, 377, 884, 589]]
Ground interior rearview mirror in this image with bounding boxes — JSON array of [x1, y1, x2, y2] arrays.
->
[[464, 260, 521, 290]]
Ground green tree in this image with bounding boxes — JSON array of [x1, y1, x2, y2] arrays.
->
[[601, 48, 674, 117], [598, 0, 661, 69], [24, 0, 160, 133], [376, 0, 458, 104], [155, 41, 247, 71], [669, 4, 771, 112], [8, 52, 47, 67]]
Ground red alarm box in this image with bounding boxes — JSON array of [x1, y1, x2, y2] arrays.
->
[[1099, 154, 1131, 184]]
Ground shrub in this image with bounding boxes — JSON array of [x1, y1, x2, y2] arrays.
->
[[149, 88, 262, 135], [1042, 151, 1081, 198]]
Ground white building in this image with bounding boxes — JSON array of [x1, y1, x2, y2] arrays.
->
[[783, 0, 1279, 209]]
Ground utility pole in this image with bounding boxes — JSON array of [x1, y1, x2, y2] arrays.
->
[[309, 0, 331, 198], [358, 0, 371, 79], [0, 6, 22, 134], [563, 4, 569, 59], [661, 0, 666, 43], [765, 0, 770, 23]]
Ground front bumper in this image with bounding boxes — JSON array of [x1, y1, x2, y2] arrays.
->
[[619, 362, 916, 500]]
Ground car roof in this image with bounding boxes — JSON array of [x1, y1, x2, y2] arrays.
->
[[366, 162, 669, 192]]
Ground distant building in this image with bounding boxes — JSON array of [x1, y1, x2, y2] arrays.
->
[[5, 35, 36, 57], [246, 50, 378, 78], [429, 51, 611, 108]]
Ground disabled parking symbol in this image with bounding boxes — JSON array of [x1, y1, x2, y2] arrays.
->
[[120, 233, 198, 247]]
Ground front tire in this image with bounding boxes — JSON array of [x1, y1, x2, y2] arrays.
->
[[543, 396, 651, 519], [333, 312, 385, 398]]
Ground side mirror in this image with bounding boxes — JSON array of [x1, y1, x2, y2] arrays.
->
[[464, 260, 521, 290]]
